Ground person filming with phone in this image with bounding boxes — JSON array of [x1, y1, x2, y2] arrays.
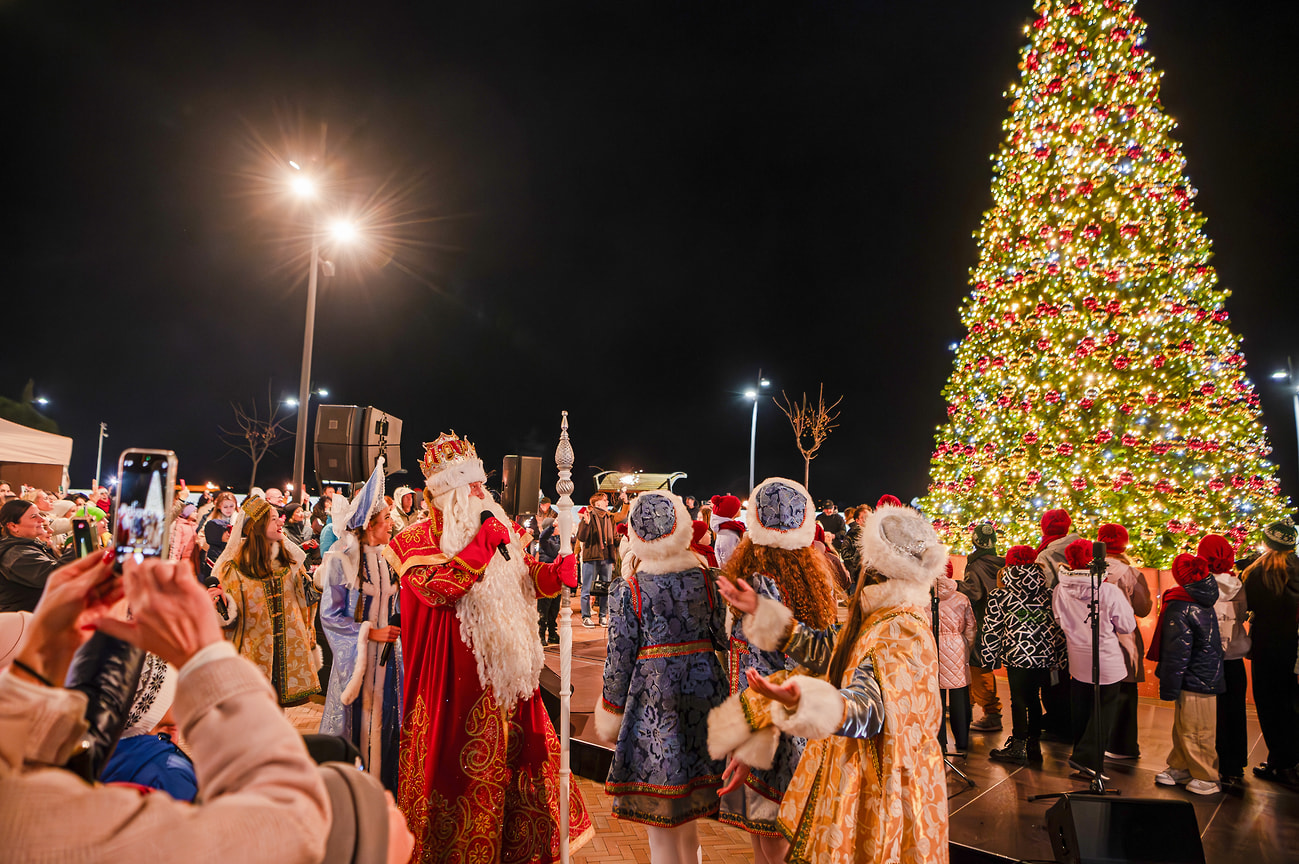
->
[[0, 551, 334, 862], [0, 499, 78, 613]]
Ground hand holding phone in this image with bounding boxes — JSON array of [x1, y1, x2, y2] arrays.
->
[[113, 449, 178, 568]]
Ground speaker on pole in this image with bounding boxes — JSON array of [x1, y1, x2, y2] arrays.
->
[[500, 455, 542, 521], [313, 404, 403, 485], [1045, 794, 1205, 864]]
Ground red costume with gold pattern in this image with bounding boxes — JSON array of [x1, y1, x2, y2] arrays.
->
[[387, 433, 592, 864]]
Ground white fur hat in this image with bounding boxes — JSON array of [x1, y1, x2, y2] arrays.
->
[[858, 504, 947, 587], [626, 491, 697, 572], [746, 477, 815, 551]]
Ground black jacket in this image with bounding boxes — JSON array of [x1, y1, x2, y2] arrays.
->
[[0, 535, 74, 612], [1243, 555, 1299, 666], [977, 563, 1065, 670], [959, 552, 1006, 662], [1156, 575, 1224, 700]]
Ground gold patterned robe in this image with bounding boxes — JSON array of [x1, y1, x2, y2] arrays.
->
[[218, 547, 320, 706], [778, 606, 948, 864]]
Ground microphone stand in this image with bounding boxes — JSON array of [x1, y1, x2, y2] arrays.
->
[[1030, 541, 1119, 803], [932, 586, 975, 793]]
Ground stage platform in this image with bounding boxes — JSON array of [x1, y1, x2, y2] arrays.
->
[[545, 605, 1299, 864]]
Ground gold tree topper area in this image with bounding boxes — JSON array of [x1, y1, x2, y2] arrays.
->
[[774, 385, 842, 490]]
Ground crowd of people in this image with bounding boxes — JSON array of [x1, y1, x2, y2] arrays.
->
[[1, 450, 1297, 864]]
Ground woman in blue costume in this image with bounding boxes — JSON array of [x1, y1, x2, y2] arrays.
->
[[317, 459, 403, 792], [706, 477, 840, 864], [595, 490, 728, 864]]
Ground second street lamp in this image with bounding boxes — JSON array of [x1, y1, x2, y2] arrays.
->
[[745, 370, 771, 495]]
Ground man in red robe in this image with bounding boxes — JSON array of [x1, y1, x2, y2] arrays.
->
[[386, 431, 592, 863]]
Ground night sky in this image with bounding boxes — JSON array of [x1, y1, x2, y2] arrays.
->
[[4, 1, 1297, 509]]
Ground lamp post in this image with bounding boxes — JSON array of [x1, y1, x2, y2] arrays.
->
[[553, 411, 575, 864], [1270, 356, 1299, 496], [93, 422, 108, 492], [744, 370, 771, 494]]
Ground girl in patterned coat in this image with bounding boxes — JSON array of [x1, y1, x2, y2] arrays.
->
[[717, 501, 950, 864], [595, 491, 728, 864], [706, 477, 840, 864]]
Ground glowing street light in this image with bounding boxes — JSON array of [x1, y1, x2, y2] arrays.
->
[[330, 220, 358, 243], [1271, 358, 1299, 495]]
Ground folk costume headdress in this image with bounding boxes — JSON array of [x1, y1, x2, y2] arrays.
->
[[857, 503, 948, 614], [746, 477, 816, 551], [625, 490, 701, 575], [315, 457, 388, 594]]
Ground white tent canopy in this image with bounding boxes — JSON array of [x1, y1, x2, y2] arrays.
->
[[0, 418, 73, 466]]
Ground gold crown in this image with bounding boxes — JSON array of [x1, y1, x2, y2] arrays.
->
[[241, 496, 272, 523], [420, 431, 480, 477]]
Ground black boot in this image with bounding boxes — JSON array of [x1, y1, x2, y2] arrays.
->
[[1025, 738, 1043, 763], [990, 736, 1028, 765]]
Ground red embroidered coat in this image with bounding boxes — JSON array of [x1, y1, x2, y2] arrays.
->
[[385, 511, 593, 864]]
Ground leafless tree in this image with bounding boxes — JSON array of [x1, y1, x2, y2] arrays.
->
[[219, 383, 293, 491], [774, 384, 843, 490]]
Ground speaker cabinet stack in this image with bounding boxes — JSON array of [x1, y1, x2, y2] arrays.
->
[[313, 405, 402, 486]]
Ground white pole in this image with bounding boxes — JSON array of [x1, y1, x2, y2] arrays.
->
[[93, 422, 107, 492], [291, 234, 320, 504], [554, 410, 575, 864]]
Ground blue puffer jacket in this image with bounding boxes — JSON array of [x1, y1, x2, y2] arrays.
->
[[1156, 575, 1224, 700]]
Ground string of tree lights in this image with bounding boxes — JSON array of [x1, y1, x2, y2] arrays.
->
[[921, 0, 1292, 566]]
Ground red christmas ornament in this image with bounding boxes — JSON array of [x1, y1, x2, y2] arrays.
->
[[1230, 474, 1245, 488], [1208, 479, 1225, 492], [1119, 471, 1135, 485], [1152, 354, 1166, 368], [1155, 480, 1172, 493], [1023, 432, 1039, 444], [1084, 224, 1101, 239], [1057, 442, 1074, 455], [1200, 383, 1216, 395], [1145, 392, 1159, 405], [1178, 339, 1196, 353], [1095, 430, 1114, 444], [1046, 390, 1062, 404], [1104, 331, 1120, 345], [1026, 470, 1042, 484], [1059, 228, 1074, 242], [1119, 404, 1133, 415], [1075, 255, 1089, 268], [1167, 519, 1183, 533], [1079, 398, 1095, 410], [1036, 338, 1051, 350], [1151, 443, 1170, 455], [1121, 433, 1138, 447], [1083, 296, 1099, 310], [1213, 310, 1228, 322], [1071, 477, 1087, 490]]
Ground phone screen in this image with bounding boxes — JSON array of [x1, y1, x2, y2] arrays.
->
[[115, 452, 174, 560], [72, 518, 95, 558]]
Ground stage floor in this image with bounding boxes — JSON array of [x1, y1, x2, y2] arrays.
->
[[547, 607, 1299, 864]]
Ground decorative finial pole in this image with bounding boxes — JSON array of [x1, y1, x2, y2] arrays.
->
[[554, 410, 575, 864]]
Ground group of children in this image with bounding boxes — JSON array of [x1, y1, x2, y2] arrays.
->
[[934, 509, 1299, 796]]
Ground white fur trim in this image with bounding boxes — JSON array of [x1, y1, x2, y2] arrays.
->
[[424, 459, 487, 497], [746, 477, 816, 550], [859, 578, 935, 616], [734, 725, 780, 771], [627, 492, 702, 575], [708, 692, 755, 759], [771, 676, 845, 740], [858, 505, 947, 587], [594, 699, 624, 744], [311, 644, 323, 673], [742, 596, 794, 652], [341, 622, 372, 705]]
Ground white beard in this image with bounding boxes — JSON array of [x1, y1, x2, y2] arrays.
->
[[434, 486, 543, 709]]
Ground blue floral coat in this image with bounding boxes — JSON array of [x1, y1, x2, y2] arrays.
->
[[602, 566, 728, 826]]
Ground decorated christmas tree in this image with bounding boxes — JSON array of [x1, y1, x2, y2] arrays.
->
[[921, 0, 1291, 565]]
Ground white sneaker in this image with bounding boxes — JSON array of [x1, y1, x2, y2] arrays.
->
[[1155, 767, 1191, 786], [582, 617, 594, 629], [970, 712, 1003, 732], [1186, 779, 1221, 795]]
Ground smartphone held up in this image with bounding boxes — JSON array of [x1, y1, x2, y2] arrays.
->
[[113, 449, 177, 567]]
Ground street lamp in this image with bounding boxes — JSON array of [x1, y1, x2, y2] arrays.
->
[[1271, 357, 1299, 496], [287, 159, 358, 504], [745, 370, 772, 494]]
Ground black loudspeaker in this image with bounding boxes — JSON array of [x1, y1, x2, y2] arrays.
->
[[1045, 795, 1205, 864], [313, 405, 402, 484], [500, 455, 542, 521]]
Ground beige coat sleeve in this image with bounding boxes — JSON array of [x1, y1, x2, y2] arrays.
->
[[0, 653, 329, 864]]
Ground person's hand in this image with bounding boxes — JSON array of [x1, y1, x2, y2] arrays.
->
[[718, 756, 751, 796], [478, 516, 511, 549], [557, 553, 578, 589], [385, 791, 415, 864], [14, 550, 124, 685], [368, 625, 401, 643], [716, 576, 758, 615], [96, 557, 224, 668], [745, 668, 801, 709]]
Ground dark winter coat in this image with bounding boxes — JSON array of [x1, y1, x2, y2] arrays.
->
[[958, 552, 1006, 663], [0, 535, 75, 613], [977, 563, 1066, 670], [1156, 575, 1225, 700]]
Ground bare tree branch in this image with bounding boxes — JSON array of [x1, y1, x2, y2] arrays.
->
[[774, 384, 842, 489], [218, 381, 293, 490]]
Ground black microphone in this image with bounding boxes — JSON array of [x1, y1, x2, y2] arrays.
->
[[1091, 540, 1107, 575], [380, 610, 401, 667], [203, 575, 229, 619], [480, 511, 510, 561]]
